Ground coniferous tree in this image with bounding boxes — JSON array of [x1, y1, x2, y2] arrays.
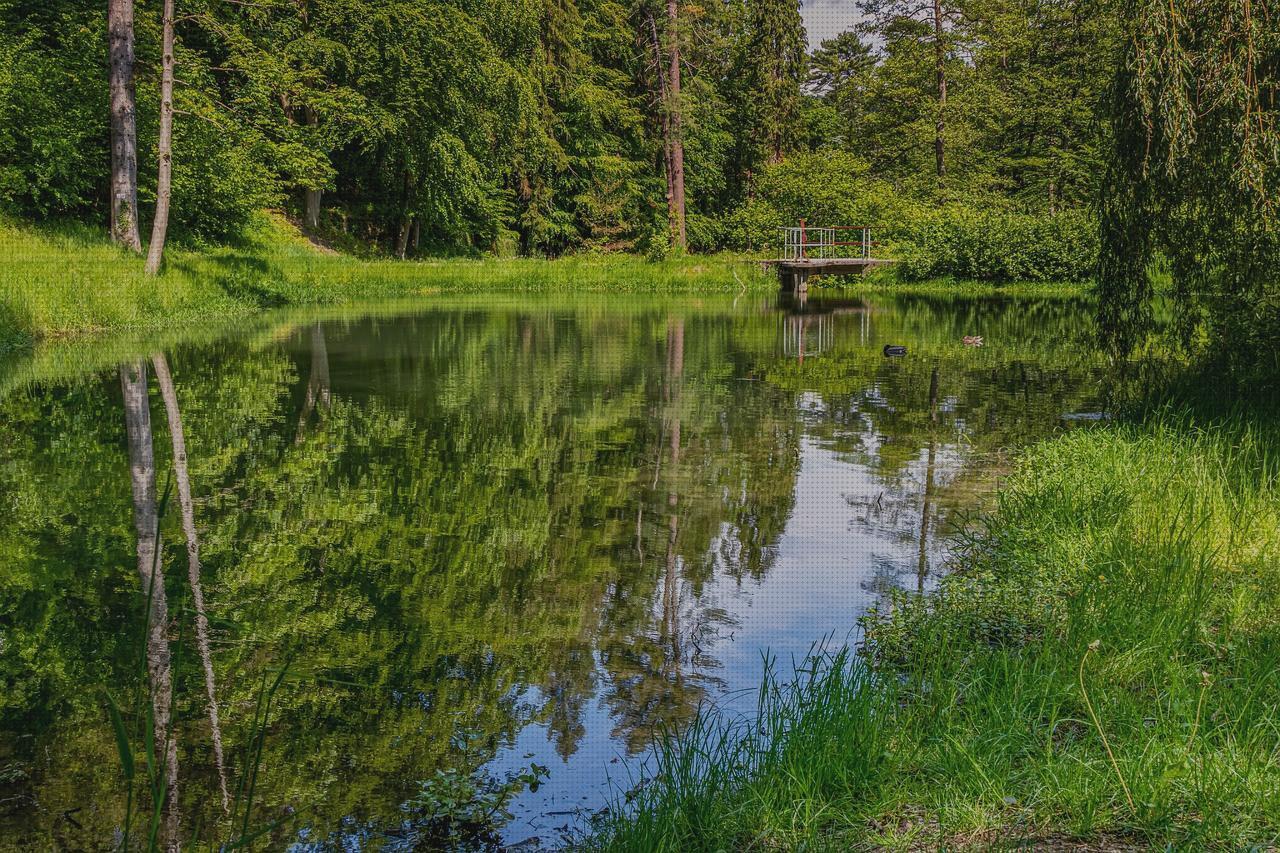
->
[[739, 0, 807, 169], [809, 31, 876, 149]]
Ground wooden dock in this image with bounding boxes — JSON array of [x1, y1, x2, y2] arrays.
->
[[763, 223, 896, 292]]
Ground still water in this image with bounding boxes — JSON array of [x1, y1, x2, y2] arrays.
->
[[0, 291, 1105, 849]]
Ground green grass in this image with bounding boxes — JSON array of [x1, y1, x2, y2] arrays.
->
[[0, 214, 776, 348], [591, 396, 1280, 850]]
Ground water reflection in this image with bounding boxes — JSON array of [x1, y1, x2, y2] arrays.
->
[[0, 292, 1104, 849]]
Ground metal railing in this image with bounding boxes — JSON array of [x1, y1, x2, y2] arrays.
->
[[779, 222, 873, 260]]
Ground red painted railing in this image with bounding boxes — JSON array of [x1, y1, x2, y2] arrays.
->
[[779, 221, 876, 260]]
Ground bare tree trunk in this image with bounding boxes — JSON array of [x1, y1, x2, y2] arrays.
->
[[304, 189, 322, 231], [933, 0, 947, 183], [666, 0, 687, 251], [918, 366, 940, 593], [928, 365, 940, 424], [917, 439, 937, 594], [144, 0, 176, 275], [396, 168, 413, 258], [396, 217, 413, 259], [119, 360, 179, 848], [151, 353, 229, 814], [647, 13, 677, 246], [304, 108, 322, 230], [109, 0, 142, 251]]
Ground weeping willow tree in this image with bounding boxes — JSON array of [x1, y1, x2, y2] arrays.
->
[[1097, 0, 1279, 375]]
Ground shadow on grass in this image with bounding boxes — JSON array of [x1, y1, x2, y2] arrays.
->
[[168, 253, 289, 309]]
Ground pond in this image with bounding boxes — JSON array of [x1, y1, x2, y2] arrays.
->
[[0, 290, 1106, 849]]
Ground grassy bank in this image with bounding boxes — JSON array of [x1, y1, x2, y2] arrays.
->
[[591, 396, 1280, 850], [0, 215, 775, 348]]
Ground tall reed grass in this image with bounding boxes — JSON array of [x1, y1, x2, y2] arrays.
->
[[592, 404, 1280, 850]]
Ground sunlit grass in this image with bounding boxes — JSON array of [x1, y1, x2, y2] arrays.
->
[[591, 401, 1280, 850], [0, 214, 776, 347], [0, 214, 1088, 350]]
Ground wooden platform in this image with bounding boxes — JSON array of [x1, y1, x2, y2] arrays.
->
[[762, 257, 897, 291]]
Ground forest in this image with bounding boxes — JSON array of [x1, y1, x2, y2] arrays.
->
[[1, 0, 1280, 848], [3, 0, 1114, 274]]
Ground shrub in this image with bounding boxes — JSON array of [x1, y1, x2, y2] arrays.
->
[[684, 212, 725, 254], [893, 207, 1098, 282], [721, 198, 783, 252], [720, 153, 929, 253], [0, 18, 108, 218]]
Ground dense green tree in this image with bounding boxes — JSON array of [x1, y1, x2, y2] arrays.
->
[[0, 0, 1128, 258], [855, 0, 978, 196], [965, 0, 1118, 210], [808, 31, 876, 151], [1097, 0, 1279, 376], [730, 0, 807, 192]]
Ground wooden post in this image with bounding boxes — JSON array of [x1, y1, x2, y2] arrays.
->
[[799, 219, 806, 260]]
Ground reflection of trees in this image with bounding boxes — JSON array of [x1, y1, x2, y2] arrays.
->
[[295, 323, 331, 441], [0, 294, 1102, 845], [776, 294, 1105, 597], [0, 307, 803, 842], [118, 359, 181, 848], [152, 352, 229, 811]]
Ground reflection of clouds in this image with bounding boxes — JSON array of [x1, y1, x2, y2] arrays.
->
[[802, 0, 865, 47]]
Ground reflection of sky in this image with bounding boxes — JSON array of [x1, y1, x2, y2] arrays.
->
[[802, 0, 864, 47], [492, 430, 953, 846]]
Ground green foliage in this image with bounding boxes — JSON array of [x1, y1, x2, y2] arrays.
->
[[402, 734, 548, 847], [734, 0, 808, 170], [721, 152, 927, 251], [0, 214, 775, 345], [896, 207, 1098, 282], [0, 0, 1127, 271], [0, 9, 107, 217], [1097, 0, 1280, 379]]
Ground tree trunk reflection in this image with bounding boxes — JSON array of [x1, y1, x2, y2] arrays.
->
[[119, 359, 180, 849]]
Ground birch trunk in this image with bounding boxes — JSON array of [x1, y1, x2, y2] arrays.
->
[[144, 0, 176, 275], [119, 360, 180, 848], [109, 0, 142, 251], [396, 217, 413, 259]]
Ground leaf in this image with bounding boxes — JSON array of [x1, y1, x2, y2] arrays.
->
[[103, 690, 135, 782]]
